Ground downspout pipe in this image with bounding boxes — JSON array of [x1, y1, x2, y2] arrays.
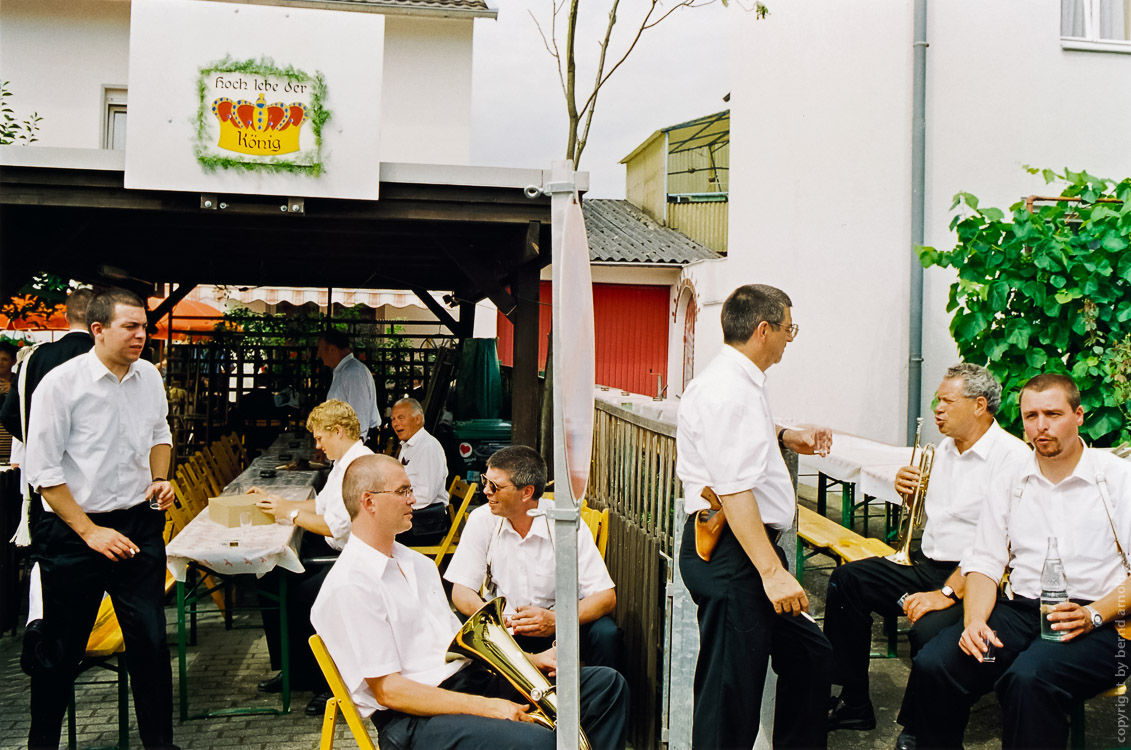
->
[[907, 0, 928, 444]]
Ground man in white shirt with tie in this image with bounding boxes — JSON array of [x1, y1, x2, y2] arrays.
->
[[907, 373, 1131, 749], [391, 397, 450, 546], [317, 329, 380, 442], [25, 288, 177, 750]]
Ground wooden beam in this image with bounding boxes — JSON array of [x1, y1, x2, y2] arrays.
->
[[458, 300, 475, 339], [442, 247, 518, 322], [510, 261, 541, 448], [411, 287, 463, 336], [146, 283, 196, 332]]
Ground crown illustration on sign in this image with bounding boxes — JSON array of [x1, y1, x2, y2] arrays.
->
[[212, 93, 307, 156]]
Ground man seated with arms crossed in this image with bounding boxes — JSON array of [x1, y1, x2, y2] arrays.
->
[[311, 454, 629, 750], [907, 373, 1131, 750], [391, 397, 450, 547], [825, 364, 1030, 746], [445, 446, 622, 672]]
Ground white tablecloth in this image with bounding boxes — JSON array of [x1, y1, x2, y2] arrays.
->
[[857, 463, 907, 506], [800, 432, 913, 484]]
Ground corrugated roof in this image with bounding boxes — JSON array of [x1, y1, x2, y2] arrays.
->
[[207, 0, 497, 18], [583, 199, 720, 265]]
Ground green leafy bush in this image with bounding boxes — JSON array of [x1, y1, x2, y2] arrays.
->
[[919, 168, 1131, 446]]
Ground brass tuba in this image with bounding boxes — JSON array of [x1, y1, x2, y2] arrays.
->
[[447, 597, 593, 750], [886, 417, 935, 567]]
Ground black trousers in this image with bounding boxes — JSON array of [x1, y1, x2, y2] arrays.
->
[[679, 516, 832, 750], [372, 661, 629, 750], [908, 596, 1126, 749], [824, 550, 959, 703], [29, 504, 174, 750], [260, 533, 336, 691], [513, 614, 626, 674]]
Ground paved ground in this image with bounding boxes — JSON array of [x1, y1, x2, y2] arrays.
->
[[0, 488, 1126, 749]]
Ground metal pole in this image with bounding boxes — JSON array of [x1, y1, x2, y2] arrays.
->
[[907, 0, 929, 444], [548, 159, 582, 750]]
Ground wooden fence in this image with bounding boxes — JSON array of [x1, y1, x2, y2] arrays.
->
[[587, 400, 681, 749]]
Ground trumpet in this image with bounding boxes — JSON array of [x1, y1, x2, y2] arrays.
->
[[886, 417, 934, 567], [447, 597, 592, 750]]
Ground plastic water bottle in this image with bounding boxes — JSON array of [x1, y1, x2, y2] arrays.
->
[[1040, 536, 1069, 642]]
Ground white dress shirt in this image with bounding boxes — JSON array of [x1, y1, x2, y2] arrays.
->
[[311, 536, 467, 718], [316, 440, 372, 550], [962, 446, 1131, 602], [26, 351, 172, 513], [676, 345, 796, 529], [444, 499, 615, 616], [919, 420, 1032, 562], [398, 427, 449, 509], [326, 353, 380, 437]]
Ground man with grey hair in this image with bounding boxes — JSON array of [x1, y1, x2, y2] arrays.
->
[[825, 363, 1031, 749], [391, 396, 449, 546]]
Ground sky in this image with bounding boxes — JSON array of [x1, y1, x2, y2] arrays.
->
[[470, 1, 733, 199]]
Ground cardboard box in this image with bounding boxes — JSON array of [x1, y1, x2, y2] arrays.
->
[[208, 495, 275, 527]]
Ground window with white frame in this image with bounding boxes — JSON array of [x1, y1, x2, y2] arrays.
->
[[1063, 0, 1131, 44], [102, 86, 127, 150]]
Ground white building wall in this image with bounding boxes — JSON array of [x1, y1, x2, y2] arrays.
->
[[723, 0, 1131, 444], [0, 0, 476, 164]]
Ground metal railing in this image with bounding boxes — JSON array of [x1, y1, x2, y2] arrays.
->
[[587, 400, 681, 749]]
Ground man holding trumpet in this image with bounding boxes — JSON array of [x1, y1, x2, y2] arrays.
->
[[824, 363, 1029, 747]]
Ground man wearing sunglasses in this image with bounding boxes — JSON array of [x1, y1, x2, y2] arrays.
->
[[445, 446, 622, 672]]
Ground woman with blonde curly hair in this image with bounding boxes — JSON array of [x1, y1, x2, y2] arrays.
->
[[249, 399, 373, 714]]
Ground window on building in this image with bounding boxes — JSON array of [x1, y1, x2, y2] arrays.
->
[[102, 87, 128, 150], [1062, 0, 1131, 44]]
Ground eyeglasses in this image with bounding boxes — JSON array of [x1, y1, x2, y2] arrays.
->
[[768, 322, 799, 337], [371, 486, 415, 499], [483, 477, 514, 494]]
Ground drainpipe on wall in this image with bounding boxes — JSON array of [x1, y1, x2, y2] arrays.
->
[[907, 0, 928, 444]]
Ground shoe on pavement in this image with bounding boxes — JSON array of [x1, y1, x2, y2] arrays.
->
[[895, 730, 917, 750], [257, 673, 283, 693], [306, 691, 333, 716], [827, 695, 877, 731]]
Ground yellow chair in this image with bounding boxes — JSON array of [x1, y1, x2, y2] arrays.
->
[[309, 634, 378, 750], [409, 478, 479, 566], [579, 501, 610, 559], [225, 432, 248, 468]]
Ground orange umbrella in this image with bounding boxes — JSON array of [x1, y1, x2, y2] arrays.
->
[[148, 297, 224, 340]]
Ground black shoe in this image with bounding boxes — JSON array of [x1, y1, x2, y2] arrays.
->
[[895, 731, 917, 750], [257, 673, 283, 693], [21, 619, 63, 678], [827, 696, 876, 731], [305, 691, 333, 716]]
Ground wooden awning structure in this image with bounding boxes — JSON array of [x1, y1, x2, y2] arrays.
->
[[0, 147, 572, 443]]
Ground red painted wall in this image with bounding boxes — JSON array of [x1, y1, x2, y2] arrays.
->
[[497, 282, 670, 395]]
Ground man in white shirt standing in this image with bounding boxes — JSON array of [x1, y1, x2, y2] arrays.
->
[[25, 288, 177, 750], [825, 364, 1031, 740], [676, 283, 834, 750], [907, 373, 1131, 749], [318, 329, 380, 442], [391, 397, 450, 546], [445, 445, 621, 671], [311, 453, 629, 749]]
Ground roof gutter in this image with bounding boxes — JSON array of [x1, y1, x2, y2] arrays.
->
[[907, 0, 928, 444], [195, 0, 499, 19]]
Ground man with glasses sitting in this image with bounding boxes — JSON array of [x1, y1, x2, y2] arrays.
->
[[311, 454, 628, 749], [445, 446, 623, 672]]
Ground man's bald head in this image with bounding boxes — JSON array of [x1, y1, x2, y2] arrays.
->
[[342, 454, 403, 519]]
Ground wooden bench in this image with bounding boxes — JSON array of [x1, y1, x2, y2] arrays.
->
[[1071, 683, 1128, 749], [797, 506, 895, 567]]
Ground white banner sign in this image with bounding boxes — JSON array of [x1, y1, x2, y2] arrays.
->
[[126, 0, 383, 199]]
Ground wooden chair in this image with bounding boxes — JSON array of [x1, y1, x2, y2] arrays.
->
[[409, 477, 478, 566], [66, 596, 128, 750], [201, 445, 234, 487], [579, 501, 610, 559], [308, 634, 378, 750], [224, 432, 248, 469], [188, 453, 223, 498]]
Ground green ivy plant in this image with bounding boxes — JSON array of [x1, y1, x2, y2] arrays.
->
[[918, 167, 1131, 447]]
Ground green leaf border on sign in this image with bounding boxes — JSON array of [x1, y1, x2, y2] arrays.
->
[[194, 56, 331, 177]]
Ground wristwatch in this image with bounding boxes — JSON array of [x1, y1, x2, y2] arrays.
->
[[1084, 605, 1103, 629], [940, 585, 959, 602], [286, 509, 300, 524]]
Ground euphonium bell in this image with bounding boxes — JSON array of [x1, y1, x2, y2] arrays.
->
[[446, 597, 593, 750], [886, 418, 935, 567]]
